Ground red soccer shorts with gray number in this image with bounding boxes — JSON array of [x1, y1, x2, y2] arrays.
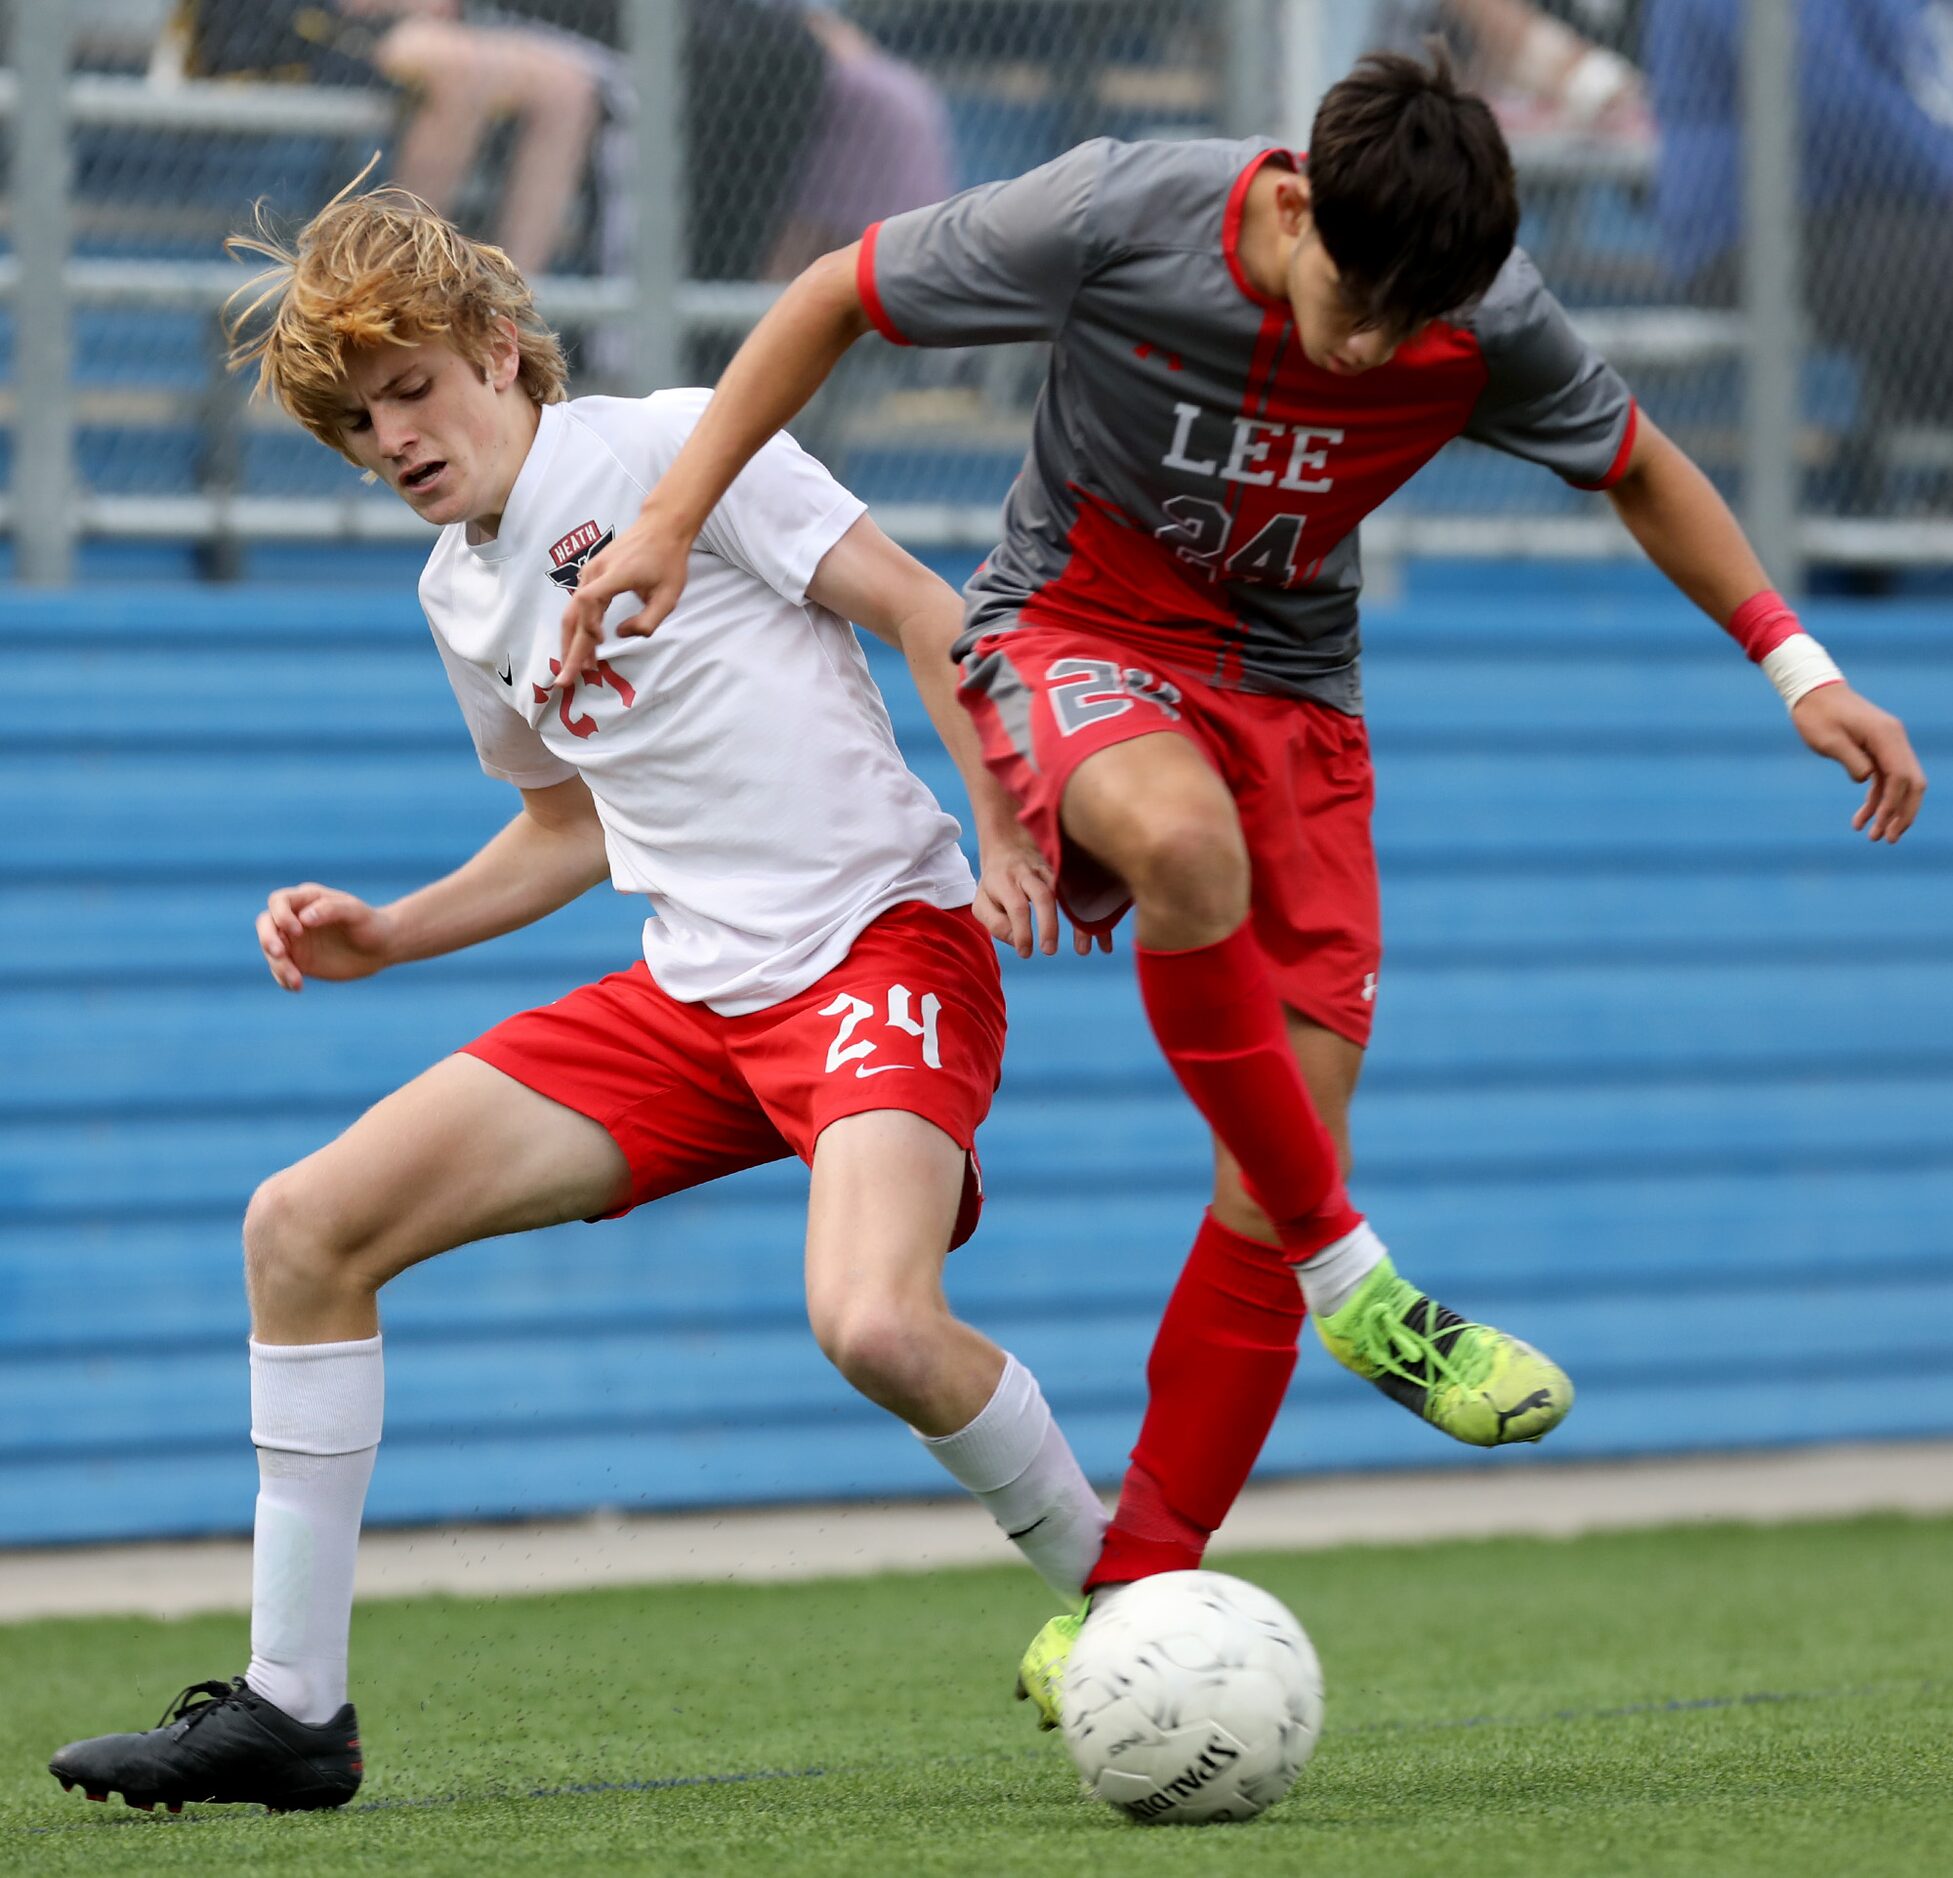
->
[[959, 624, 1382, 1046]]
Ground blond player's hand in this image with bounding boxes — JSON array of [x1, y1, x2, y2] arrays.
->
[[1790, 683, 1927, 844], [255, 883, 398, 992], [973, 835, 1115, 959], [974, 836, 1060, 959], [552, 508, 695, 692]]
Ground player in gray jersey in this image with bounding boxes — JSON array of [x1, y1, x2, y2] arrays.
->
[[564, 49, 1926, 1726]]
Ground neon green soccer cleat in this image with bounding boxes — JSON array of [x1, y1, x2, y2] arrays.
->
[[1315, 1254, 1572, 1447], [1014, 1604, 1088, 1731]]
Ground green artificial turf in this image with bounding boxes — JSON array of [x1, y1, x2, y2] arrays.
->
[[4, 1513, 1950, 1876]]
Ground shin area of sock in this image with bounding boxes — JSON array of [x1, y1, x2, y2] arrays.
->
[[918, 1353, 1106, 1602], [1134, 923, 1357, 1247], [1086, 1462, 1210, 1590], [1130, 1212, 1305, 1532], [244, 1337, 383, 1725], [1084, 1215, 1306, 1591]]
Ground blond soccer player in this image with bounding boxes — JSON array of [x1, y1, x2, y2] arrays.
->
[[48, 183, 1108, 1815]]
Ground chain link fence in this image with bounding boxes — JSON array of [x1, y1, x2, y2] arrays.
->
[[3, 0, 1950, 578]]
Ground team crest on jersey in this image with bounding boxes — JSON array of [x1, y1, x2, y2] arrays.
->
[[544, 520, 613, 591]]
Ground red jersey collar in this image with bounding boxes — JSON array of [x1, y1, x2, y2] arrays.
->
[[1223, 146, 1297, 310]]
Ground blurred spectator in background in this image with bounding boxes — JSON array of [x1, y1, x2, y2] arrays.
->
[[1375, 0, 1649, 133], [676, 0, 954, 426], [681, 0, 829, 282], [168, 0, 603, 275], [760, 4, 955, 278], [685, 1, 954, 283], [1644, 0, 1953, 506], [168, 2, 950, 286]]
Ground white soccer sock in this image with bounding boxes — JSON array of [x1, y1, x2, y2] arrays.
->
[[919, 1354, 1106, 1603], [244, 1336, 384, 1725], [1295, 1220, 1388, 1320]]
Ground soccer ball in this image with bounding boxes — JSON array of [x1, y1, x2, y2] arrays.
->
[[1060, 1570, 1323, 1825]]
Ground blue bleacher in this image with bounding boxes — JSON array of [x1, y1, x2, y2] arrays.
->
[[1, 569, 1949, 1545]]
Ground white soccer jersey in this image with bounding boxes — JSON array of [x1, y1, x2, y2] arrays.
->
[[417, 391, 975, 1015]]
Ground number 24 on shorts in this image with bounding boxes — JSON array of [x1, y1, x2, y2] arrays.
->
[[1047, 658, 1183, 737], [821, 985, 943, 1078]]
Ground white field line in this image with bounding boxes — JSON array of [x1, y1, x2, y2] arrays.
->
[[2, 1441, 1949, 1624]]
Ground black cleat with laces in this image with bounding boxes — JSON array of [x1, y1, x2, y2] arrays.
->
[[49, 1677, 362, 1813]]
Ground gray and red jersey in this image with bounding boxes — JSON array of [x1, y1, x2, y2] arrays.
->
[[859, 138, 1638, 714]]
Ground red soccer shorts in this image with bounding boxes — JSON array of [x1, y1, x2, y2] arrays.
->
[[959, 625, 1381, 1046], [461, 900, 1005, 1246]]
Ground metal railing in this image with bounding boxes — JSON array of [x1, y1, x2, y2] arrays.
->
[[3, 0, 1944, 582], [4, 0, 694, 579]]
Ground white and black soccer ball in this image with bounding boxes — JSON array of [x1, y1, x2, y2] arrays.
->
[[1061, 1569, 1323, 1825]]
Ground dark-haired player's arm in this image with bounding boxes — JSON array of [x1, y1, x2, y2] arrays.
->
[[1602, 413, 1768, 617], [1605, 414, 1926, 843], [808, 512, 1107, 958], [255, 776, 611, 991], [555, 246, 872, 678], [1472, 253, 1925, 842], [565, 141, 1102, 682]]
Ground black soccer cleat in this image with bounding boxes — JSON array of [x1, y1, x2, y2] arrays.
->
[[49, 1676, 362, 1814]]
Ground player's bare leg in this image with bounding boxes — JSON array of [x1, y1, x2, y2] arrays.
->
[[805, 1110, 1105, 1600], [246, 1053, 628, 1345], [50, 1056, 628, 1811], [1062, 733, 1252, 946], [804, 1109, 996, 1430], [241, 1052, 626, 1707]]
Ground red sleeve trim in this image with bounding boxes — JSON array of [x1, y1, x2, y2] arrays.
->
[[1568, 399, 1640, 491], [1222, 148, 1296, 311], [856, 221, 910, 347]]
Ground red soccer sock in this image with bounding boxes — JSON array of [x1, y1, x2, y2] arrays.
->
[[1088, 1463, 1210, 1587], [1135, 921, 1362, 1258], [1087, 1211, 1307, 1589]]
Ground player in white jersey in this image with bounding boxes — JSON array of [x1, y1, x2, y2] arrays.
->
[[46, 182, 1109, 1816]]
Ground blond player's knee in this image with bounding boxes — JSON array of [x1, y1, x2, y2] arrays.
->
[[243, 1165, 379, 1320], [812, 1289, 948, 1407]]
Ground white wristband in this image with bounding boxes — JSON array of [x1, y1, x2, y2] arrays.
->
[[1760, 632, 1844, 711]]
